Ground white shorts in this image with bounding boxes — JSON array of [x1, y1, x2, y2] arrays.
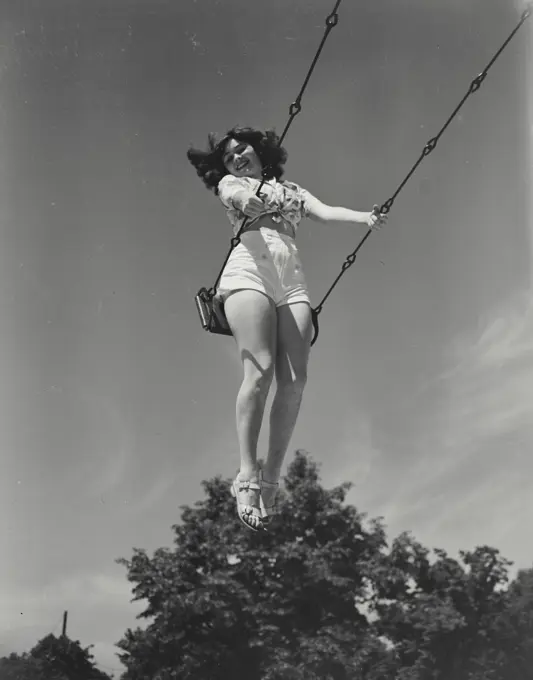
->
[[217, 227, 310, 307]]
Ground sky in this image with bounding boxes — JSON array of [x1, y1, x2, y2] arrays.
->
[[0, 0, 531, 675]]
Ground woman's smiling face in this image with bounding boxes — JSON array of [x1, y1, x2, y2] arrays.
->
[[223, 138, 262, 179]]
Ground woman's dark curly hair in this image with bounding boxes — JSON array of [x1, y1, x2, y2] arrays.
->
[[186, 126, 288, 195]]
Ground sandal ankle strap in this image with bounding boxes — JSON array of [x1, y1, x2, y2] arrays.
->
[[258, 469, 279, 489]]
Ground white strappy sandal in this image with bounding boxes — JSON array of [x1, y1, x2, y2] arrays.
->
[[231, 476, 266, 532]]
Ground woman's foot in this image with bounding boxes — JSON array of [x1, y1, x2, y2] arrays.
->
[[258, 466, 279, 524], [231, 471, 266, 532]]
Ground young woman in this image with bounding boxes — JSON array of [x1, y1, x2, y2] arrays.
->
[[187, 126, 387, 532]]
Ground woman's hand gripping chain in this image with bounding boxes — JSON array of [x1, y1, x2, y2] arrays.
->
[[367, 204, 389, 230]]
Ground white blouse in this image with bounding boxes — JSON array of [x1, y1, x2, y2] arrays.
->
[[217, 174, 313, 236]]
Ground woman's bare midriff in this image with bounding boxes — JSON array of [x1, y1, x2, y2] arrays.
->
[[241, 213, 295, 238]]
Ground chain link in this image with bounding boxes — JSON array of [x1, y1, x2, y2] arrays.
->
[[313, 8, 531, 315], [469, 72, 487, 93], [289, 101, 303, 117]]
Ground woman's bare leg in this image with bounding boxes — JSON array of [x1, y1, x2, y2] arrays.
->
[[224, 289, 277, 527], [262, 302, 312, 506]]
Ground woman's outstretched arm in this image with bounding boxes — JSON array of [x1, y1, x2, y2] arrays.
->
[[304, 193, 387, 229]]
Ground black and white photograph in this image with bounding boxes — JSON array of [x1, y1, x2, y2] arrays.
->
[[1, 1, 532, 677]]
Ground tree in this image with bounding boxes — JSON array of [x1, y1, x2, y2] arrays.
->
[[0, 634, 113, 680], [116, 449, 533, 680], [369, 531, 519, 679], [0, 652, 42, 680], [491, 567, 533, 680], [116, 450, 394, 680]]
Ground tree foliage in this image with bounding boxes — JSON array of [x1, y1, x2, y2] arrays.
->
[[4, 451, 530, 679], [116, 452, 390, 679], [116, 450, 533, 679], [0, 634, 113, 680]]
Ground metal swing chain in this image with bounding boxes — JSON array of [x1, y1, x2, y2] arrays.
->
[[313, 5, 532, 318], [206, 0, 343, 299]]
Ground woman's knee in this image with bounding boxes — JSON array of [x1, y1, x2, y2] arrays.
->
[[275, 349, 308, 392], [274, 302, 311, 393], [276, 367, 308, 394], [243, 353, 275, 395]]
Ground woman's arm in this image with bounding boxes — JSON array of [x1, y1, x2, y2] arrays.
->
[[304, 193, 386, 229], [218, 176, 265, 218], [228, 189, 265, 218]]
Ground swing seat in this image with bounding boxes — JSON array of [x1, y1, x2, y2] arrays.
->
[[195, 287, 233, 337], [195, 287, 320, 346]]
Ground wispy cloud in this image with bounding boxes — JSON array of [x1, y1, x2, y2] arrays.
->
[[120, 469, 178, 517], [360, 291, 533, 565], [438, 292, 533, 453], [332, 414, 384, 496], [75, 392, 135, 500]]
